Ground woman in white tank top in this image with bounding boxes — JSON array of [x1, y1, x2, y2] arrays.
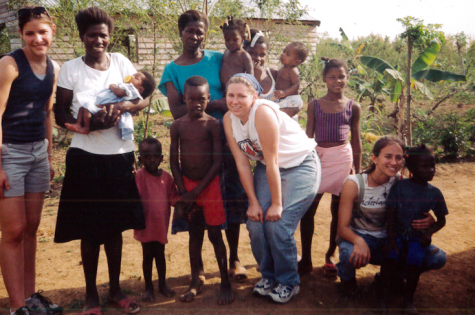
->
[[223, 74, 321, 303]]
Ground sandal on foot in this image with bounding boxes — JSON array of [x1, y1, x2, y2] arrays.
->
[[81, 307, 102, 315], [179, 288, 201, 303], [323, 263, 338, 278], [108, 297, 140, 314], [229, 261, 248, 283]]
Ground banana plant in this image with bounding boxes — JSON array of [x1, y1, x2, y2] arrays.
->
[[348, 75, 390, 112], [331, 28, 367, 74], [359, 38, 466, 141]]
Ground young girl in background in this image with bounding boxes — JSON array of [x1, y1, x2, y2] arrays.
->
[[382, 145, 447, 314], [219, 16, 253, 88], [299, 57, 362, 277]]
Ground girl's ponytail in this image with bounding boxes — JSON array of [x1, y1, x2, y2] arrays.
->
[[322, 57, 348, 76]]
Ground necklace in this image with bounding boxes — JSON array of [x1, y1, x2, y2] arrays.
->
[[31, 62, 46, 71], [370, 173, 388, 198]]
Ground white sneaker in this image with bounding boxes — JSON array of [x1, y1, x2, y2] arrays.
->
[[26, 291, 63, 315], [252, 278, 275, 296], [268, 283, 300, 303], [13, 307, 29, 315]]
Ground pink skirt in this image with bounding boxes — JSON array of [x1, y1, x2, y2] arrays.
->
[[316, 142, 353, 195]]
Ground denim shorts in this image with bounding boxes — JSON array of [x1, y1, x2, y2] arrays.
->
[[1, 139, 50, 197]]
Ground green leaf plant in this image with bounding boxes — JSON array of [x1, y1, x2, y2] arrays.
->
[[358, 18, 466, 144]]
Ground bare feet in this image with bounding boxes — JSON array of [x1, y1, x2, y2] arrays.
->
[[141, 288, 155, 302], [65, 123, 90, 135], [179, 287, 200, 302], [159, 283, 176, 298], [217, 282, 234, 305]]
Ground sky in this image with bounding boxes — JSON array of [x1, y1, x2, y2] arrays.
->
[[300, 0, 475, 41]]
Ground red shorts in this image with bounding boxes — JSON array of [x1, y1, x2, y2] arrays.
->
[[183, 175, 226, 226]]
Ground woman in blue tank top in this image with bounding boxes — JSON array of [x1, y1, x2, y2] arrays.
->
[[0, 6, 61, 315]]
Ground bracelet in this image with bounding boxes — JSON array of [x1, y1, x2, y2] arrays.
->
[[48, 154, 53, 157]]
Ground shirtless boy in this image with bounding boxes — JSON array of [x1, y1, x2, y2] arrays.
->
[[273, 42, 308, 116], [219, 16, 253, 88], [170, 76, 234, 305]]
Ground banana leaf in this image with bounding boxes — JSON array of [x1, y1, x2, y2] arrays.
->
[[357, 64, 366, 75], [330, 43, 352, 53], [373, 78, 385, 93], [389, 80, 402, 103], [355, 42, 366, 54], [360, 56, 395, 75], [385, 69, 405, 82], [412, 81, 434, 99], [339, 27, 348, 41], [412, 69, 467, 82], [356, 88, 366, 102], [350, 77, 369, 86], [411, 39, 440, 74]]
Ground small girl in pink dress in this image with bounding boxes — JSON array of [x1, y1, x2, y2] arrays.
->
[[134, 138, 179, 301]]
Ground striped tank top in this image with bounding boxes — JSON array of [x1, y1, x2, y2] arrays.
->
[[313, 99, 353, 142]]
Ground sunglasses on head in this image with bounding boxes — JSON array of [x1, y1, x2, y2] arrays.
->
[[18, 7, 50, 19]]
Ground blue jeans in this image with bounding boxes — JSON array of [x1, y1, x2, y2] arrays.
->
[[337, 231, 447, 282], [389, 236, 425, 268], [247, 151, 321, 286]]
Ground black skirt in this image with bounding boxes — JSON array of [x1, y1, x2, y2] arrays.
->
[[54, 148, 145, 245]]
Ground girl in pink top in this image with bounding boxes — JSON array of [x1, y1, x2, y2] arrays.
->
[[299, 58, 362, 277], [134, 138, 179, 301]]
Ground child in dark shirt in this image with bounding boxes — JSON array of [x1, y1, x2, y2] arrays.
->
[[170, 76, 233, 305], [219, 16, 253, 88], [381, 144, 448, 314]]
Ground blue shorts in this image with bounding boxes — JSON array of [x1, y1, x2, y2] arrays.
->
[[1, 140, 50, 197], [389, 236, 425, 268]]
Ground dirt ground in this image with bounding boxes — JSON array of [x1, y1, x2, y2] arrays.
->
[[1, 115, 475, 314]]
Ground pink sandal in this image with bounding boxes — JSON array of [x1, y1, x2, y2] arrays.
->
[[109, 297, 140, 314], [81, 307, 102, 315]]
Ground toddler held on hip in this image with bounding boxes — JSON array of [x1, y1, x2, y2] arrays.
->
[[65, 71, 155, 140], [219, 16, 253, 88], [134, 137, 178, 301]]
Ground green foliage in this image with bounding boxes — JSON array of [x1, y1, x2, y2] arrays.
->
[[412, 108, 475, 158], [67, 299, 86, 310], [397, 16, 445, 52], [339, 27, 348, 41], [0, 26, 10, 54], [134, 117, 156, 147], [412, 69, 467, 83], [411, 39, 440, 73]]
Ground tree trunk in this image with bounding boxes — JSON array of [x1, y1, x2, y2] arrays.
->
[[405, 37, 412, 146], [457, 41, 466, 75]]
